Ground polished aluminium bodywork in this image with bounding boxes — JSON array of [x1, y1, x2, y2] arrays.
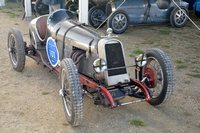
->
[[8, 9, 174, 127], [29, 9, 130, 86]]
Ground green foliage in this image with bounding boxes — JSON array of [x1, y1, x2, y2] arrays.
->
[[196, 32, 200, 36], [133, 49, 144, 54], [183, 111, 192, 116], [9, 12, 19, 18], [141, 39, 154, 45], [159, 30, 170, 35], [176, 65, 187, 69], [191, 61, 197, 64], [130, 118, 145, 126], [42, 92, 50, 95], [175, 59, 182, 64], [186, 73, 200, 79], [162, 44, 170, 48], [129, 49, 144, 57]]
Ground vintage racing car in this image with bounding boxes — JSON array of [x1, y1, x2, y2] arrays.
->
[[8, 9, 174, 126], [89, 0, 189, 34]]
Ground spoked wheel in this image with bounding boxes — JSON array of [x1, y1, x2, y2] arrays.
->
[[59, 58, 83, 126], [35, 0, 49, 15], [88, 6, 106, 28], [107, 10, 129, 34], [8, 28, 26, 72], [170, 7, 188, 28], [144, 48, 174, 105]]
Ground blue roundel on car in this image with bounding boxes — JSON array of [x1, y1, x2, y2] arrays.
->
[[46, 37, 59, 67]]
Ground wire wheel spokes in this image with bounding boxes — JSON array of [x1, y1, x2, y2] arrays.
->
[[91, 9, 104, 25], [175, 9, 186, 25], [61, 69, 72, 117], [146, 58, 164, 98]]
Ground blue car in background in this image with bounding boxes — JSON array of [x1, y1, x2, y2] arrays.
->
[[193, 0, 200, 17], [89, 0, 189, 34]]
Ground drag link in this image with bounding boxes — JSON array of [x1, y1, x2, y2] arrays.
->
[[118, 99, 146, 106]]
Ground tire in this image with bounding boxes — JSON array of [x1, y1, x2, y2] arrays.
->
[[88, 6, 106, 28], [8, 28, 26, 72], [65, 1, 78, 12], [193, 7, 200, 18], [60, 58, 83, 126], [89, 1, 96, 10], [144, 48, 174, 105], [170, 7, 188, 28], [107, 10, 129, 34], [34, 0, 49, 15]]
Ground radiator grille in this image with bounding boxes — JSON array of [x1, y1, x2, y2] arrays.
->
[[105, 43, 127, 76]]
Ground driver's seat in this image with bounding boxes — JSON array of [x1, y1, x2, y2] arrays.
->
[[36, 15, 48, 41]]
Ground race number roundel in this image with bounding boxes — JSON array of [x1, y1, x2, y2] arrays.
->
[[46, 37, 59, 67]]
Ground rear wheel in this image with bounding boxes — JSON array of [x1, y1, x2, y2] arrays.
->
[[59, 58, 83, 126], [107, 10, 129, 34], [8, 28, 26, 72], [170, 7, 188, 28], [144, 48, 174, 105], [88, 6, 106, 28]]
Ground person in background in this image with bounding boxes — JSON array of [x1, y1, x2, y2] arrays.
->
[[42, 0, 65, 14], [0, 0, 5, 8]]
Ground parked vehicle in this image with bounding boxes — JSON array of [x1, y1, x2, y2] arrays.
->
[[8, 9, 174, 126], [89, 0, 189, 34], [193, 0, 200, 18]]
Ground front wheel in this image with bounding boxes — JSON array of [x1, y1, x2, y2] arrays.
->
[[59, 58, 83, 126], [8, 28, 26, 72], [107, 10, 129, 34], [144, 48, 174, 105], [170, 7, 188, 28]]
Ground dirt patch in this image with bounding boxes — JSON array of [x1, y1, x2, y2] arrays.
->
[[0, 2, 200, 133]]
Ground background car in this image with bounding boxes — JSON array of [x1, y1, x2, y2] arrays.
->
[[192, 0, 200, 18], [89, 0, 189, 34]]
